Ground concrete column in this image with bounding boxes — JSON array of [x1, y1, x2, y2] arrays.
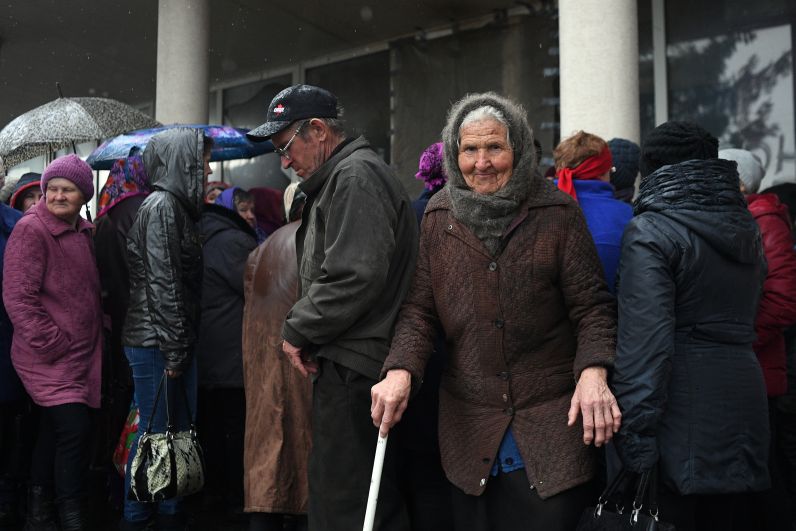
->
[[155, 0, 210, 124], [558, 0, 640, 143]]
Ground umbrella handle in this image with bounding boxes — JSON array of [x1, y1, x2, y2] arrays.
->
[[362, 427, 389, 531]]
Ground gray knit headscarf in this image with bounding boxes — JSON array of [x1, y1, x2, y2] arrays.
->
[[441, 92, 536, 255]]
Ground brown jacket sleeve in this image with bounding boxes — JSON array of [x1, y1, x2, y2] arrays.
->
[[559, 206, 617, 377], [381, 211, 439, 389]]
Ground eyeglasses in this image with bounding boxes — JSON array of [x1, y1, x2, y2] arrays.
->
[[274, 121, 307, 160]]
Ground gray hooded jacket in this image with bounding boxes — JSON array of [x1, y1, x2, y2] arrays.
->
[[122, 128, 205, 372]]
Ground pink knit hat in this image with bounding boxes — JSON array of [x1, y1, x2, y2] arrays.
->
[[41, 154, 94, 202]]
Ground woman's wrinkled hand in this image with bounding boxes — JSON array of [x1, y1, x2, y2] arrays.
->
[[567, 366, 622, 447], [370, 369, 412, 437]]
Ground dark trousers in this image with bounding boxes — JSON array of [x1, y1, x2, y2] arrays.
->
[[397, 448, 453, 531], [450, 469, 594, 531], [657, 484, 748, 531], [29, 403, 93, 503], [309, 358, 408, 531], [777, 405, 796, 526], [249, 513, 307, 531], [744, 398, 793, 531], [0, 400, 32, 505], [197, 387, 245, 510]]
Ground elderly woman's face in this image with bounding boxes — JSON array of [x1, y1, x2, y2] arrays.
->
[[458, 119, 514, 195], [45, 177, 84, 224]]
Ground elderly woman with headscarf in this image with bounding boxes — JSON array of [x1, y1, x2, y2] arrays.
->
[[3, 154, 102, 531], [554, 131, 633, 293], [413, 141, 447, 222], [371, 93, 619, 531], [94, 152, 151, 465]]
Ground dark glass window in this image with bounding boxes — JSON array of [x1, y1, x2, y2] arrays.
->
[[663, 0, 795, 188], [222, 75, 293, 191], [305, 52, 391, 163]]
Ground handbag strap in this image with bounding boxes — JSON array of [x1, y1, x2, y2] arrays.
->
[[141, 370, 196, 436], [175, 376, 197, 433], [646, 465, 661, 519], [631, 467, 660, 524], [144, 372, 169, 434], [598, 468, 629, 504]]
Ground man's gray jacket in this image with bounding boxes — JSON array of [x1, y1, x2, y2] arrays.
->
[[282, 136, 418, 380]]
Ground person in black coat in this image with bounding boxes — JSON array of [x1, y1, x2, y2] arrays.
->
[[612, 121, 770, 531], [0, 183, 23, 528], [195, 186, 258, 521], [94, 153, 151, 478]]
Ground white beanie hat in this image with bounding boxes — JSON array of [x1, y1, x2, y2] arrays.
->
[[719, 148, 764, 194]]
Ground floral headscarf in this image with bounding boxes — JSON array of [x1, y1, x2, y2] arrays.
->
[[96, 152, 150, 218]]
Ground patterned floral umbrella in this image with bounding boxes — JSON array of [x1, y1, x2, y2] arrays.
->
[[87, 124, 274, 170], [0, 97, 161, 168]]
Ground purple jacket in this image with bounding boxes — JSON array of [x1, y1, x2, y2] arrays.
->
[[2, 199, 102, 408]]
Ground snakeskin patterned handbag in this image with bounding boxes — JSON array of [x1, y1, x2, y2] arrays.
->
[[128, 372, 205, 502]]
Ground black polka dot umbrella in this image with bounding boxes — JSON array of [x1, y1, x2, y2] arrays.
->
[[0, 97, 161, 169]]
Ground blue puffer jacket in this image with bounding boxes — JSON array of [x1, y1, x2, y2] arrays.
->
[[612, 158, 770, 495], [0, 203, 23, 403]]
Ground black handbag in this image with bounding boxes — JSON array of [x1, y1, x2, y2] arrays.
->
[[577, 467, 675, 531], [128, 372, 205, 502]]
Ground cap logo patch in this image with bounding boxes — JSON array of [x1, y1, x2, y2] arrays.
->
[[273, 104, 286, 115]]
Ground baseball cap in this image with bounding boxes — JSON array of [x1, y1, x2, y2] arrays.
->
[[247, 84, 338, 142]]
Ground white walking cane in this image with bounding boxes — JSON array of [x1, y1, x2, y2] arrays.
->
[[362, 424, 389, 531]]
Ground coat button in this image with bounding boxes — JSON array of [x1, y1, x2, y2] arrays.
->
[[494, 319, 504, 329], [488, 261, 497, 271], [498, 371, 509, 381], [502, 393, 508, 402], [505, 407, 514, 416], [479, 478, 486, 487], [447, 224, 453, 230]]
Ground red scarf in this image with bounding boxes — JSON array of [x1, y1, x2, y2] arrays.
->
[[555, 146, 613, 202]]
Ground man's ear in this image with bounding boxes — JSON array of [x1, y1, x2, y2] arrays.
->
[[309, 118, 328, 142]]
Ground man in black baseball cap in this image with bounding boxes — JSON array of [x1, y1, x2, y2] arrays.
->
[[256, 84, 416, 530]]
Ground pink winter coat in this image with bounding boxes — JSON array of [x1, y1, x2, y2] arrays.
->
[[2, 199, 102, 408]]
